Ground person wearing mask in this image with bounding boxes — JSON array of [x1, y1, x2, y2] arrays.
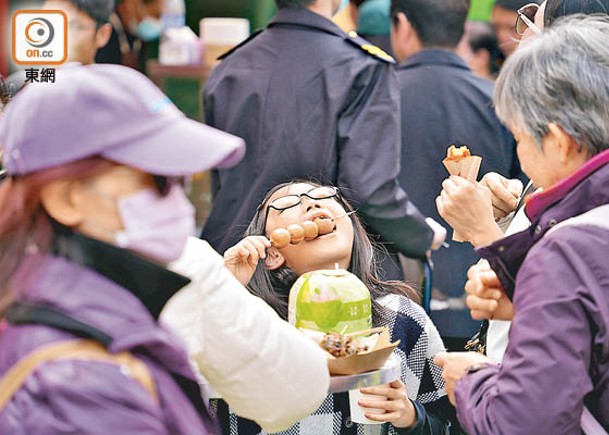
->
[[95, 0, 163, 70], [0, 64, 330, 433], [201, 0, 446, 281]]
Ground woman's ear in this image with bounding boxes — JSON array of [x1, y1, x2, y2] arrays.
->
[[547, 122, 580, 164], [264, 247, 286, 271], [39, 180, 85, 227]]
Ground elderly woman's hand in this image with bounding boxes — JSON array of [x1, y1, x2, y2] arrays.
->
[[436, 176, 504, 247], [358, 380, 417, 428], [479, 172, 523, 220], [433, 352, 494, 405], [223, 236, 271, 286], [465, 262, 514, 321]]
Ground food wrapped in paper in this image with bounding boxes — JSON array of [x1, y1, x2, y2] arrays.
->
[[288, 269, 372, 334], [442, 144, 483, 241]]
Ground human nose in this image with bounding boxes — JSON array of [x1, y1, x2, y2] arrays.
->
[[301, 195, 322, 212]]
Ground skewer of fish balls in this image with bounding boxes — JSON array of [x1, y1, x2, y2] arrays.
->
[[269, 218, 336, 248]]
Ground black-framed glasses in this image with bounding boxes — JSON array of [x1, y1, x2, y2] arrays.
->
[[516, 3, 541, 36], [260, 186, 340, 232]]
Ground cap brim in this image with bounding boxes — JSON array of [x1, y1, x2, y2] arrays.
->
[[102, 117, 245, 176]]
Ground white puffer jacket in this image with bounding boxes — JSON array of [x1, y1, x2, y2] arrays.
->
[[161, 237, 330, 433]]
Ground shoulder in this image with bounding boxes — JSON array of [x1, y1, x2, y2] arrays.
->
[[518, 223, 609, 301], [217, 29, 265, 60], [344, 31, 395, 64]]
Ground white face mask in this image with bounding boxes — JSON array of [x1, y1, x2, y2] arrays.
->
[[114, 185, 196, 264]]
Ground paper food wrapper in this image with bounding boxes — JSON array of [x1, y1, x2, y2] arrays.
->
[[323, 327, 400, 376], [442, 155, 482, 242]]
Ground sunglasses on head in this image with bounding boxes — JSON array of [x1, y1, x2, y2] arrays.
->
[[516, 3, 542, 36]]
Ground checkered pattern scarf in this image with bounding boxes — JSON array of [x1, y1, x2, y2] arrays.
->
[[212, 294, 447, 435]]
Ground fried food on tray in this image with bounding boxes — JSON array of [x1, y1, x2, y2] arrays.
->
[[319, 332, 369, 358]]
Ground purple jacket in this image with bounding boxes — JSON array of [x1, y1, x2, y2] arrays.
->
[[453, 148, 609, 434], [0, 234, 219, 434]]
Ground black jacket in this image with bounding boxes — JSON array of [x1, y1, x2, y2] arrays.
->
[[201, 7, 433, 259]]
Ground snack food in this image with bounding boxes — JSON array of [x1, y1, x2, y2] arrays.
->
[[269, 228, 291, 248], [320, 332, 369, 358], [442, 144, 483, 242], [269, 218, 336, 248]]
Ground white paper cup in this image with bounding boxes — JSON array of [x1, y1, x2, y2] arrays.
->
[[348, 386, 389, 424]]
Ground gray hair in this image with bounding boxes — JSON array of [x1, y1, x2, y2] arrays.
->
[[494, 14, 609, 156]]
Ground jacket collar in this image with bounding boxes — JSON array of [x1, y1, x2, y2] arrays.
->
[[525, 147, 609, 222], [478, 147, 609, 298], [397, 49, 470, 72], [51, 230, 190, 320], [268, 7, 345, 38]]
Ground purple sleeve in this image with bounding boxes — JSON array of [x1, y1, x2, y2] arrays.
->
[[455, 230, 595, 434], [8, 359, 168, 434]]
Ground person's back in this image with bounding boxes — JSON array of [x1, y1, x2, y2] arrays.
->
[[390, 0, 523, 341], [203, 0, 437, 268]]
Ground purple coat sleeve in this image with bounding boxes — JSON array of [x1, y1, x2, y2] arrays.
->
[[454, 229, 596, 434], [1, 359, 168, 435]]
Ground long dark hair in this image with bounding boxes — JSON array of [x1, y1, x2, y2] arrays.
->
[[244, 180, 419, 324]]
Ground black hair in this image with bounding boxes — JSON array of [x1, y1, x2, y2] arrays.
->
[[275, 0, 316, 8], [63, 0, 115, 25], [244, 180, 419, 325], [466, 21, 502, 76], [390, 0, 470, 48], [494, 0, 540, 12], [544, 0, 609, 26]]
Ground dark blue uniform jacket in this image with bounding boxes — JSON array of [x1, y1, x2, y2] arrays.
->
[[201, 7, 433, 260]]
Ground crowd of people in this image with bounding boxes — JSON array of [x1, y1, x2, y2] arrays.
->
[[1, 0, 608, 433]]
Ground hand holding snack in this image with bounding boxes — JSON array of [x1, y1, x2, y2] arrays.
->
[[480, 172, 523, 220], [441, 145, 483, 242], [223, 236, 271, 286], [436, 176, 504, 248], [358, 380, 417, 428]]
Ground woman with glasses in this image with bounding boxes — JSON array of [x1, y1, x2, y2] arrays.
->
[[220, 180, 457, 435]]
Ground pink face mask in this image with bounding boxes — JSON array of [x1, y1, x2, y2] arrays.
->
[[113, 185, 195, 264]]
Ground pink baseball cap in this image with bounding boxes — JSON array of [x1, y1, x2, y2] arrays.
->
[[0, 64, 245, 176]]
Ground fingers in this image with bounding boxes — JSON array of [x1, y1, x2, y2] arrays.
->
[[360, 381, 403, 399], [225, 236, 270, 263], [467, 295, 499, 320], [481, 173, 520, 217]]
